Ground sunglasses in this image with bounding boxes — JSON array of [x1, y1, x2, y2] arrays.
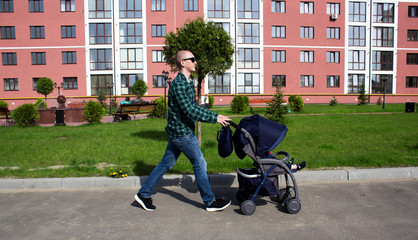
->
[[183, 57, 196, 63]]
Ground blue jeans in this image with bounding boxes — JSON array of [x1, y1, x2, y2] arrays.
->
[[138, 133, 215, 206]]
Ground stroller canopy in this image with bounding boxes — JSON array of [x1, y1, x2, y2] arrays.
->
[[233, 115, 288, 159]]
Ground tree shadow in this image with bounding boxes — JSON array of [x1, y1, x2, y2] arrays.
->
[[131, 130, 168, 141]]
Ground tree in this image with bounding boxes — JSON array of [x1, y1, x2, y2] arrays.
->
[[357, 85, 368, 105], [163, 17, 235, 144], [36, 77, 54, 103], [131, 80, 148, 99], [265, 85, 288, 123]]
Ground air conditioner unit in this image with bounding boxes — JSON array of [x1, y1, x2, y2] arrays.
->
[[330, 14, 338, 20]]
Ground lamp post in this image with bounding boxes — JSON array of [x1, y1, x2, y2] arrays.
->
[[54, 82, 64, 96], [162, 70, 169, 118], [382, 75, 387, 110], [107, 82, 114, 115]]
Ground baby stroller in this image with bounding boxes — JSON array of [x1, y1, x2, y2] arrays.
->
[[229, 115, 301, 215]]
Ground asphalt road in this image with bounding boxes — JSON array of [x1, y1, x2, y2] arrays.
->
[[0, 179, 417, 240]]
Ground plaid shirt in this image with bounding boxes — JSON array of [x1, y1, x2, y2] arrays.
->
[[166, 72, 218, 139]]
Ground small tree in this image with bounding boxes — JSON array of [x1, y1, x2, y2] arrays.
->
[[34, 98, 47, 109], [329, 96, 338, 106], [83, 100, 105, 123], [231, 95, 249, 113], [357, 85, 368, 105], [0, 100, 8, 108], [36, 78, 54, 103], [131, 80, 148, 99], [266, 85, 288, 123], [376, 97, 382, 105], [97, 90, 107, 108], [12, 104, 40, 127]]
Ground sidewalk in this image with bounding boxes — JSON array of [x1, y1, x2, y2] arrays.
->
[[1, 167, 417, 190]]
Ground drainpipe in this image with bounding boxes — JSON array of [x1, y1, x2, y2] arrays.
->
[[368, 0, 373, 103]]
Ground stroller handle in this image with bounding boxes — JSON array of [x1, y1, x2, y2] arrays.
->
[[227, 121, 241, 131]]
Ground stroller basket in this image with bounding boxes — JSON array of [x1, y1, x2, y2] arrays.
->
[[229, 115, 302, 215]]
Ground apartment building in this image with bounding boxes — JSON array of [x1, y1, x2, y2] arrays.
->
[[1, 0, 417, 108]]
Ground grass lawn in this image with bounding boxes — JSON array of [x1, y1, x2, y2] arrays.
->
[[0, 104, 417, 178]]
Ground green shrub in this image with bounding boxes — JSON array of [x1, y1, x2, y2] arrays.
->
[[208, 95, 214, 108], [12, 104, 40, 127], [97, 90, 108, 108], [288, 95, 304, 112], [329, 96, 338, 106], [131, 80, 148, 98], [83, 100, 105, 123], [34, 98, 47, 109], [231, 95, 249, 113], [376, 97, 382, 105], [357, 85, 368, 105], [36, 77, 54, 102], [266, 86, 288, 123], [0, 100, 8, 108], [150, 96, 166, 118]]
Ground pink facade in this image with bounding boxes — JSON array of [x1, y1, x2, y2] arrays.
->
[[1, 0, 417, 109]]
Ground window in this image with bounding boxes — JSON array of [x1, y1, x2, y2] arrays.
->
[[214, 22, 230, 36], [0, 26, 15, 39], [373, 27, 394, 47], [61, 0, 75, 12], [4, 78, 18, 91], [327, 51, 340, 63], [300, 75, 314, 87], [409, 6, 418, 17], [237, 0, 259, 19], [90, 49, 112, 70], [373, 3, 394, 23], [33, 78, 40, 90], [372, 74, 392, 94], [349, 1, 366, 22], [122, 74, 143, 94], [406, 76, 418, 88], [90, 74, 113, 95], [31, 52, 46, 65], [152, 75, 165, 88], [120, 48, 143, 69], [327, 3, 340, 15], [349, 26, 366, 46], [62, 51, 77, 64], [61, 25, 76, 38], [237, 73, 259, 94], [89, 0, 112, 19], [63, 77, 78, 89], [237, 23, 259, 44], [407, 53, 418, 64], [207, 0, 229, 18], [2, 52, 16, 65], [184, 0, 198, 11], [89, 23, 112, 44], [327, 75, 340, 88], [151, 24, 166, 37], [300, 2, 313, 14], [408, 30, 418, 41], [272, 75, 286, 87], [372, 51, 393, 70], [152, 50, 165, 62], [238, 48, 260, 69], [208, 73, 230, 94], [300, 27, 314, 39], [120, 0, 142, 18], [151, 0, 165, 11], [29, 0, 43, 12], [272, 26, 285, 38], [30, 26, 45, 39], [348, 50, 365, 70], [272, 50, 286, 63], [300, 51, 314, 63], [347, 74, 364, 93], [0, 0, 14, 12], [327, 27, 340, 39], [272, 1, 285, 13], [120, 23, 142, 43]]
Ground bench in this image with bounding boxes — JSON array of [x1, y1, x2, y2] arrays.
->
[[249, 99, 272, 114], [0, 107, 16, 127], [112, 103, 157, 122]]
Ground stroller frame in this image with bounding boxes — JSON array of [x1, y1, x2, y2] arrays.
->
[[230, 121, 301, 215]]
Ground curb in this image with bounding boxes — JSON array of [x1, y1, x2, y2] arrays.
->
[[0, 167, 416, 190]]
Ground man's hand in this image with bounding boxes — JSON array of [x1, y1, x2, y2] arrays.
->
[[217, 115, 231, 127]]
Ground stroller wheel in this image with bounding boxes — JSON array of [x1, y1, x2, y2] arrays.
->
[[285, 198, 301, 214], [240, 200, 256, 216], [278, 189, 292, 204]]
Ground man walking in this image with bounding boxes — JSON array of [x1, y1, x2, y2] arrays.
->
[[135, 50, 231, 212]]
